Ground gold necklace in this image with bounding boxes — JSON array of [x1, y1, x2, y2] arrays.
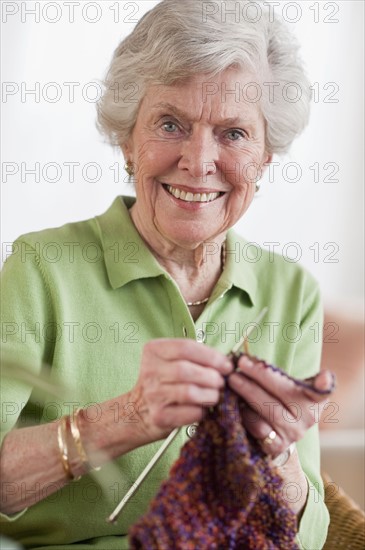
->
[[186, 241, 226, 307]]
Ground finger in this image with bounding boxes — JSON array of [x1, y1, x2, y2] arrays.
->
[[158, 360, 225, 389], [235, 355, 331, 405], [238, 402, 287, 457], [171, 383, 221, 407], [301, 370, 336, 398], [145, 339, 233, 374], [154, 404, 206, 430], [228, 372, 303, 443], [148, 383, 221, 410], [235, 355, 299, 399]]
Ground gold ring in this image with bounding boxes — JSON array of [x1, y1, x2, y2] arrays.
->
[[261, 430, 277, 447]]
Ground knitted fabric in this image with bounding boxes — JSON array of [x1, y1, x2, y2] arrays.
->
[[129, 362, 300, 550]]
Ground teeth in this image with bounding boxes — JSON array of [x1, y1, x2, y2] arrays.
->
[[166, 185, 220, 203], [167, 185, 181, 199]]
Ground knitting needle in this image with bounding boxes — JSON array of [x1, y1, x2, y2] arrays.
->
[[107, 426, 180, 523], [229, 306, 268, 360]]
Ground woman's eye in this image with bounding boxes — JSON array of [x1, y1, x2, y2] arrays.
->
[[162, 121, 179, 133], [226, 129, 246, 141]]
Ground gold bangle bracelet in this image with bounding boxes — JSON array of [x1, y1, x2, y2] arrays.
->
[[57, 415, 74, 480], [70, 408, 100, 472]]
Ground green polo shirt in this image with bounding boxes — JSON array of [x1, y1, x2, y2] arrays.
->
[[0, 196, 329, 549]]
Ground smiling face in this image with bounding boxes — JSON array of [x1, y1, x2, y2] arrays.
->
[[122, 66, 271, 251]]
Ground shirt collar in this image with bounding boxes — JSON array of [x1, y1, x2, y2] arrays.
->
[[96, 196, 257, 304], [96, 196, 166, 289]]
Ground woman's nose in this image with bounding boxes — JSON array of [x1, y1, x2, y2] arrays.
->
[[177, 130, 218, 178]]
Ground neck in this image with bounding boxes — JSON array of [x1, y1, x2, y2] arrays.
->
[[129, 204, 226, 306]]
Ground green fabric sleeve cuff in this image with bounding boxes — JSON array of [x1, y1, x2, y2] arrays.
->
[[296, 476, 330, 549]]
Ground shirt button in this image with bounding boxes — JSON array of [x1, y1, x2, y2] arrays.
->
[[186, 423, 198, 438], [196, 329, 205, 343]]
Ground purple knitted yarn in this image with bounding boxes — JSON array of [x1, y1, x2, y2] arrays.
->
[[236, 353, 335, 395], [129, 384, 299, 549]]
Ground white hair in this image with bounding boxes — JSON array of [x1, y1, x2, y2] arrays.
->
[[96, 0, 311, 155]]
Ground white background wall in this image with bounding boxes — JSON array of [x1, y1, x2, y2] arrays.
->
[[1, 0, 364, 311]]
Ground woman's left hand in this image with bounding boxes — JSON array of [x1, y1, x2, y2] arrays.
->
[[228, 355, 334, 515]]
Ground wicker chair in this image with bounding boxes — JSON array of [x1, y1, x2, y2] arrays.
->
[[322, 471, 365, 549]]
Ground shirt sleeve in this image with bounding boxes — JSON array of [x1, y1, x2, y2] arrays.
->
[[292, 275, 330, 549], [1, 239, 54, 521]]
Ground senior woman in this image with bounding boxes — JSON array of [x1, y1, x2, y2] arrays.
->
[[0, 0, 333, 548]]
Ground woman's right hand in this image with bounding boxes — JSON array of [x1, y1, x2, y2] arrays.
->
[[129, 338, 233, 443], [0, 339, 231, 514]]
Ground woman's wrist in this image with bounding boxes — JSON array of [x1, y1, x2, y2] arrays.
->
[[71, 392, 153, 469], [56, 410, 102, 481], [0, 392, 150, 515], [275, 451, 309, 517]]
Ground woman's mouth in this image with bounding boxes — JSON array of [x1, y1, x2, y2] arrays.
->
[[163, 184, 224, 203]]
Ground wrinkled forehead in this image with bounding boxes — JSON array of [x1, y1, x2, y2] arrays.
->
[[141, 67, 265, 125]]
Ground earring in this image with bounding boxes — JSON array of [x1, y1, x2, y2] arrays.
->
[[124, 161, 135, 177], [255, 182, 261, 193]]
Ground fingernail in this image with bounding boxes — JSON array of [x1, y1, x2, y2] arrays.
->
[[241, 356, 254, 368], [223, 360, 233, 373], [326, 371, 336, 392], [312, 370, 336, 394]]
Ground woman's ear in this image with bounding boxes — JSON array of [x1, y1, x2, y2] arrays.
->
[[120, 144, 129, 160], [255, 154, 273, 192], [120, 137, 134, 160], [262, 153, 273, 174]]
